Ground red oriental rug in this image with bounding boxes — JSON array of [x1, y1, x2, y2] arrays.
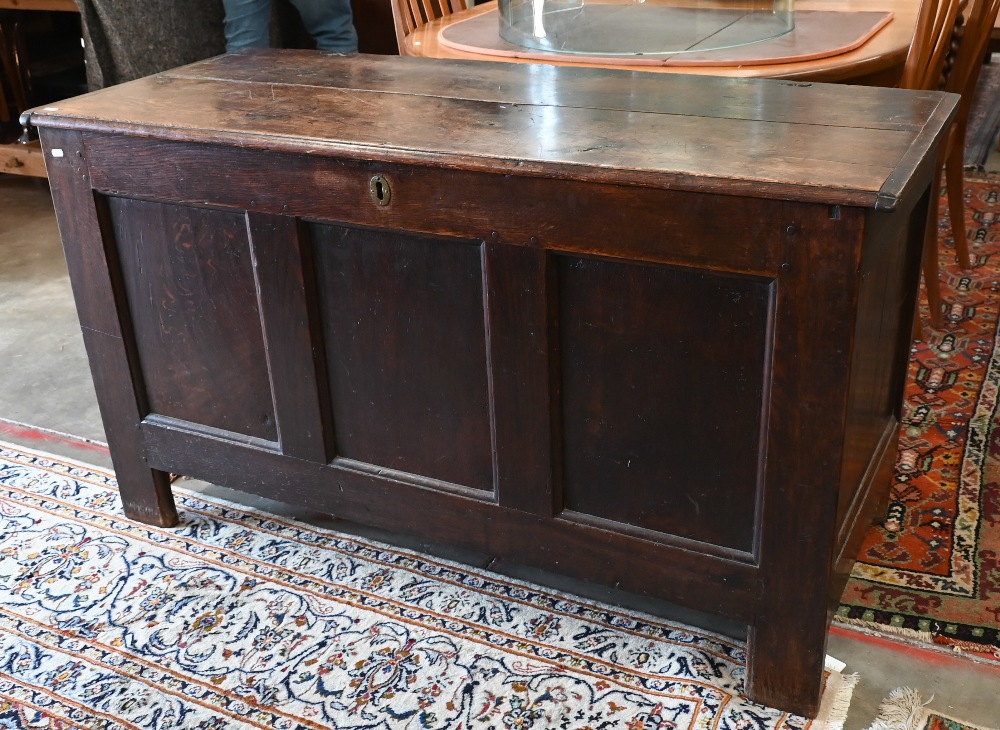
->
[[837, 174, 1000, 660], [866, 688, 998, 730]]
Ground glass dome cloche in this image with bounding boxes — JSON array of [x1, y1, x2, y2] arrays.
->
[[497, 0, 794, 57]]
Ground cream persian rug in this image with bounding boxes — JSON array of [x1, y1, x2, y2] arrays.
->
[[0, 441, 856, 729]]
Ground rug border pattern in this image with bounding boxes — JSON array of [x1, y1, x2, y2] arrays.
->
[[0, 441, 856, 730], [838, 173, 1000, 656]]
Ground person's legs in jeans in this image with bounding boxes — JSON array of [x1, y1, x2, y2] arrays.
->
[[222, 0, 273, 51], [289, 0, 358, 53]]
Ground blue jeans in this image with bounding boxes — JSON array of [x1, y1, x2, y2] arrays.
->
[[223, 0, 358, 53]]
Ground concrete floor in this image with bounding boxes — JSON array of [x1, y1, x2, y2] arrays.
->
[[3, 153, 1000, 727]]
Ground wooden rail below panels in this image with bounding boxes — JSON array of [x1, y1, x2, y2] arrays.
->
[[0, 140, 47, 177]]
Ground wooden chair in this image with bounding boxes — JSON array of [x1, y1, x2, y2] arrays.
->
[[897, 0, 964, 328], [939, 0, 1000, 268], [0, 23, 12, 123], [391, 0, 467, 54], [0, 16, 31, 124], [900, 0, 963, 91]]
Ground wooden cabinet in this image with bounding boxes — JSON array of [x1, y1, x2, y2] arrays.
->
[[29, 50, 956, 718]]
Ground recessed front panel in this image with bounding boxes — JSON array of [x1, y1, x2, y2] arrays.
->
[[106, 197, 277, 441], [310, 223, 494, 492], [557, 254, 773, 553]]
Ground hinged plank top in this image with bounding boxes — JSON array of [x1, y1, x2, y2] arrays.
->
[[26, 49, 957, 209]]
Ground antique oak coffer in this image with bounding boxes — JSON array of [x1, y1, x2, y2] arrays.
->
[[29, 50, 956, 717]]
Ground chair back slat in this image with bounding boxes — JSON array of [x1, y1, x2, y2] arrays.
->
[[945, 0, 1000, 105], [900, 0, 964, 89], [392, 0, 468, 53]]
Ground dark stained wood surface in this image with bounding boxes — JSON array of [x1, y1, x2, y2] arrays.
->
[[76, 136, 793, 275], [30, 51, 957, 719], [557, 255, 771, 554], [26, 50, 957, 210], [246, 213, 331, 462], [311, 222, 495, 492], [42, 128, 179, 527], [107, 197, 278, 442]]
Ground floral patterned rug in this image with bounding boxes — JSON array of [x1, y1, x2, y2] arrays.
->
[[0, 442, 855, 730], [837, 174, 1000, 660]]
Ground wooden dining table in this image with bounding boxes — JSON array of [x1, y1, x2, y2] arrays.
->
[[404, 0, 919, 85], [0, 0, 77, 10]]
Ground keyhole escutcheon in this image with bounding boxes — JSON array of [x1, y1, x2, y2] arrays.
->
[[369, 174, 391, 206]]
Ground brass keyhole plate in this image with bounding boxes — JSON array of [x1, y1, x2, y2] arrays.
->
[[369, 174, 391, 206]]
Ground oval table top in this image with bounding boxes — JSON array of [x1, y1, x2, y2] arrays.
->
[[403, 0, 919, 85]]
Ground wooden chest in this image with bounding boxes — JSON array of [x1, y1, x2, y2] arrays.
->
[[28, 50, 956, 717]]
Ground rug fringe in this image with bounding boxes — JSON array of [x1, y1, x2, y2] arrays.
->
[[816, 672, 859, 730], [833, 616, 935, 643], [834, 616, 1000, 661], [933, 635, 1000, 660], [864, 688, 1000, 730], [864, 688, 928, 730]]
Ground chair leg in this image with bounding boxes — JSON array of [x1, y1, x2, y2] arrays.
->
[[923, 223, 944, 329], [923, 170, 945, 329], [945, 121, 971, 270], [9, 20, 31, 110], [0, 22, 16, 123], [0, 19, 29, 118], [0, 64, 10, 122]]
